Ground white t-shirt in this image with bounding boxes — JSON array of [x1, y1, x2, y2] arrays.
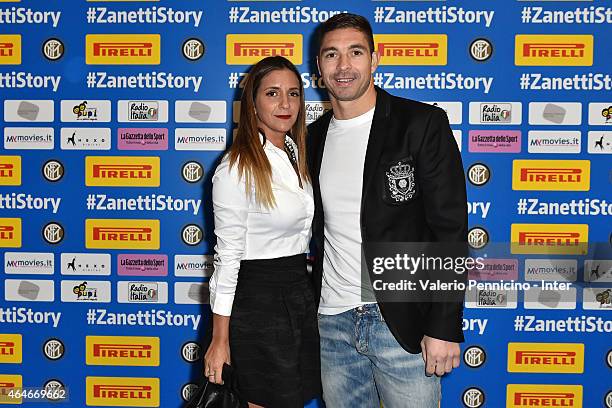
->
[[319, 107, 376, 315]]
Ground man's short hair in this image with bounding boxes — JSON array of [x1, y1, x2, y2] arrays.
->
[[317, 13, 375, 54]]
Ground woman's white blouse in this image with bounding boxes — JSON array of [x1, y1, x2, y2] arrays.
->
[[209, 135, 314, 316]]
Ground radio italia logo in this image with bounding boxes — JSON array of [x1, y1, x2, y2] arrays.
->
[[86, 156, 160, 187], [86, 34, 160, 65], [0, 218, 21, 248], [506, 384, 582, 408], [0, 35, 21, 65], [374, 34, 447, 66], [226, 34, 302, 65], [515, 35, 593, 66], [0, 334, 21, 364], [511, 224, 588, 255], [86, 377, 159, 407], [512, 160, 590, 191], [85, 219, 160, 250], [0, 156, 21, 186], [86, 336, 159, 367], [508, 343, 584, 373]]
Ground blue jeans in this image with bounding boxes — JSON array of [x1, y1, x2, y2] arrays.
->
[[318, 304, 441, 408]]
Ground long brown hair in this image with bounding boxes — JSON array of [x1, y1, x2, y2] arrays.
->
[[227, 56, 310, 209]]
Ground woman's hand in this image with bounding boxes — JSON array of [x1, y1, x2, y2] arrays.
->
[[204, 338, 231, 384]]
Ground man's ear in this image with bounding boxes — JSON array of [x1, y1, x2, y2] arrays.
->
[[316, 56, 321, 76], [370, 51, 380, 74]]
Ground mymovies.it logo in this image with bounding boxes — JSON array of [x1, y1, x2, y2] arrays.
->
[[174, 129, 226, 151], [86, 336, 160, 367], [85, 219, 160, 250], [524, 259, 577, 282], [511, 223, 588, 255], [4, 252, 54, 275], [4, 127, 54, 150], [512, 159, 590, 191], [374, 34, 447, 66], [515, 34, 593, 66], [85, 156, 160, 187], [226, 34, 302, 65], [174, 255, 214, 277], [527, 131, 581, 154], [86, 376, 160, 407], [86, 34, 161, 65]]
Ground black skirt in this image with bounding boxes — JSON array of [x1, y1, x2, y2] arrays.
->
[[229, 253, 322, 408]]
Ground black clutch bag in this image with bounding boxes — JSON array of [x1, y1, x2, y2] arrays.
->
[[185, 363, 248, 408]]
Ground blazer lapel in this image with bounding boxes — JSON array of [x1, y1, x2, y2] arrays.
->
[[313, 114, 332, 183], [361, 87, 392, 203]]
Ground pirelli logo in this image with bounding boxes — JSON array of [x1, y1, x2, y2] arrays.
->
[[374, 34, 447, 66], [0, 218, 21, 248], [0, 335, 22, 364], [511, 224, 588, 255], [0, 156, 21, 186], [86, 336, 159, 366], [226, 34, 302, 65], [86, 219, 160, 250], [0, 375, 22, 404], [86, 156, 160, 187], [508, 343, 584, 373], [507, 384, 582, 408], [86, 34, 160, 65], [0, 35, 21, 65], [515, 35, 593, 66], [86, 376, 159, 407], [512, 160, 590, 191]]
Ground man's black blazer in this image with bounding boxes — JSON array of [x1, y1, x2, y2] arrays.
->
[[307, 86, 468, 354]]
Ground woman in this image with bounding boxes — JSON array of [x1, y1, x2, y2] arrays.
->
[[204, 56, 321, 408]]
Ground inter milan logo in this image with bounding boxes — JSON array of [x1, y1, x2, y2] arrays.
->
[[43, 338, 65, 360], [385, 160, 416, 203], [470, 38, 492, 62], [43, 38, 64, 61], [181, 342, 201, 363], [182, 161, 203, 183], [43, 379, 66, 402], [463, 346, 486, 368], [182, 383, 199, 402], [43, 222, 64, 244], [182, 38, 204, 61], [462, 387, 485, 408]]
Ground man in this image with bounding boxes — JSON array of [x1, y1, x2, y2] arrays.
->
[[307, 13, 468, 407]]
